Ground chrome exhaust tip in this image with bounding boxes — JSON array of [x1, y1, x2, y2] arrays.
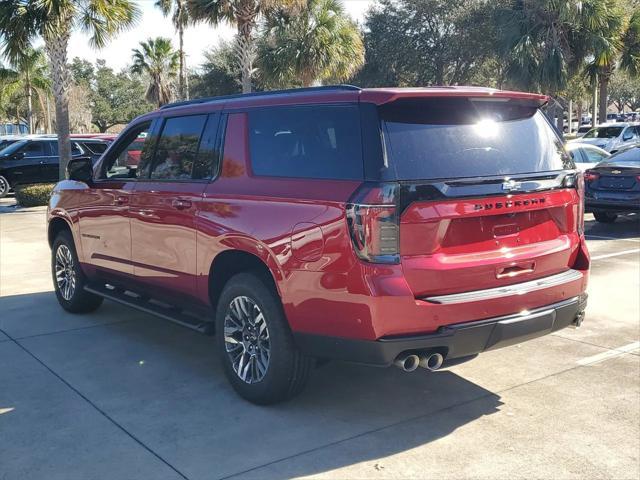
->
[[394, 353, 420, 372], [419, 352, 444, 371]]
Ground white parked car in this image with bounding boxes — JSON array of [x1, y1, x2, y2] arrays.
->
[[570, 123, 640, 153], [565, 143, 611, 171]]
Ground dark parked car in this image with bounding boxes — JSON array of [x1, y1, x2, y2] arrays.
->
[[47, 86, 589, 404], [584, 146, 640, 223], [0, 137, 109, 198]]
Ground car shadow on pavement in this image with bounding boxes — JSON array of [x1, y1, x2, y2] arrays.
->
[[584, 213, 640, 239], [0, 290, 503, 480]]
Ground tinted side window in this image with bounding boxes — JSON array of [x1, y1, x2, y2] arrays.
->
[[82, 142, 108, 155], [149, 115, 207, 180], [248, 105, 363, 180], [192, 114, 221, 180], [22, 142, 45, 157], [72, 142, 83, 155], [102, 123, 152, 180]]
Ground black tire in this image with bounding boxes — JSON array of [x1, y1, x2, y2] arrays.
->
[[215, 272, 313, 405], [0, 175, 9, 198], [593, 212, 618, 223], [52, 230, 103, 313]]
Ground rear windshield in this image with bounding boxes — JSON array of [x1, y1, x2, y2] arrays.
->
[[376, 98, 572, 181], [583, 126, 623, 139]]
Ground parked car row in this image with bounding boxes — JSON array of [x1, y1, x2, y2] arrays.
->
[[570, 122, 640, 152], [0, 134, 115, 198]]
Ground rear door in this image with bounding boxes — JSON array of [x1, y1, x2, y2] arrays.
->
[[130, 113, 217, 302], [371, 97, 580, 298]]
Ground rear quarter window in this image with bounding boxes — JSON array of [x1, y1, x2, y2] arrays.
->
[[248, 105, 363, 180]]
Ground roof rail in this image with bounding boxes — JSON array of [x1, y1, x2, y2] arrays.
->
[[159, 84, 361, 110]]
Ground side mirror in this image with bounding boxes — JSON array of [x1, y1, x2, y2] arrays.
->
[[12, 151, 25, 160], [66, 157, 93, 183], [623, 133, 633, 141]]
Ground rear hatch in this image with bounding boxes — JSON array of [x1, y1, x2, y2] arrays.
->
[[353, 96, 583, 298]]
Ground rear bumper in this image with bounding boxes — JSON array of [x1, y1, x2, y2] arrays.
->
[[294, 295, 588, 366], [585, 194, 640, 213]]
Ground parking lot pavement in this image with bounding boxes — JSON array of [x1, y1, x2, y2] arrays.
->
[[0, 210, 638, 480]]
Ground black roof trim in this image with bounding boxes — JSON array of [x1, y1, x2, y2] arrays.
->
[[159, 84, 361, 110]]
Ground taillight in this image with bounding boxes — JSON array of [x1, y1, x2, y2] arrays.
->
[[346, 182, 400, 264], [584, 170, 599, 182], [564, 172, 584, 235], [576, 172, 585, 235]]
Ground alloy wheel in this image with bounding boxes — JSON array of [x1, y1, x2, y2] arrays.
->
[[0, 177, 8, 197], [224, 295, 271, 384], [55, 244, 76, 300]]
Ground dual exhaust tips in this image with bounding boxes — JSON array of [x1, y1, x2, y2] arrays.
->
[[394, 352, 444, 372]]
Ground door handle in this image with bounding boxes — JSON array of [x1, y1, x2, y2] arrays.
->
[[172, 199, 192, 210], [115, 196, 129, 206]]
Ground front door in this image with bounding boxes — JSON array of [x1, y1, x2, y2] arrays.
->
[[130, 114, 211, 302], [77, 121, 155, 278]]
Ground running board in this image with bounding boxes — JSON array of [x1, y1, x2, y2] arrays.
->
[[85, 284, 214, 334]]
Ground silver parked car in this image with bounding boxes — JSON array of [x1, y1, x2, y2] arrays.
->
[[571, 123, 640, 153]]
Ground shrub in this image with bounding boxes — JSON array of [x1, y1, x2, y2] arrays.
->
[[14, 183, 55, 207]]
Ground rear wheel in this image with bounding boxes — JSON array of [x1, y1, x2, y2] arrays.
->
[[215, 272, 313, 405], [52, 231, 103, 313], [593, 212, 618, 223], [0, 175, 9, 198]]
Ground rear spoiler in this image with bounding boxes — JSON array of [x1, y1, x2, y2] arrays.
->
[[360, 88, 549, 108]]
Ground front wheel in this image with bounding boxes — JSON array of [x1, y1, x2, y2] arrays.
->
[[593, 212, 618, 223], [52, 231, 103, 313], [215, 272, 313, 405], [0, 175, 10, 198]]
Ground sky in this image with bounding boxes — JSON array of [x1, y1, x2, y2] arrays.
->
[[65, 0, 374, 72]]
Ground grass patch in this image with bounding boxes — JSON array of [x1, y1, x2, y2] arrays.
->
[[14, 183, 55, 207]]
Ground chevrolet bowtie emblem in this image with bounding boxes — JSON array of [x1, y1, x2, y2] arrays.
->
[[611, 170, 622, 174], [502, 180, 523, 192]]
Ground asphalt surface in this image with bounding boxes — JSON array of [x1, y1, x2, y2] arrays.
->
[[0, 196, 638, 480]]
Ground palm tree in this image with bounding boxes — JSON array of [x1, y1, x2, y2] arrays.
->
[[0, 0, 139, 179], [155, 0, 191, 100], [131, 37, 180, 107], [187, 0, 304, 93], [259, 0, 364, 88], [595, 7, 640, 121], [11, 48, 51, 133], [0, 66, 19, 123]]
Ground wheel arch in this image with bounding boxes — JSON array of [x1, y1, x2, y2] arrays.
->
[[208, 249, 283, 315], [48, 216, 73, 248]]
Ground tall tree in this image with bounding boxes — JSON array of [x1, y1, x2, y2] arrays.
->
[[187, 0, 304, 93], [10, 48, 50, 133], [0, 0, 139, 179], [92, 61, 150, 131], [353, 0, 498, 88], [131, 37, 179, 107], [189, 42, 240, 98], [258, 0, 364, 87], [579, 0, 633, 123], [155, 0, 191, 99]]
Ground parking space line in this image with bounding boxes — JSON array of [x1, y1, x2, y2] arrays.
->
[[576, 341, 640, 366], [585, 235, 640, 243], [590, 249, 640, 261]]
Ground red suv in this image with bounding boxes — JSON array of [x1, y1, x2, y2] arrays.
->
[[48, 86, 589, 404]]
